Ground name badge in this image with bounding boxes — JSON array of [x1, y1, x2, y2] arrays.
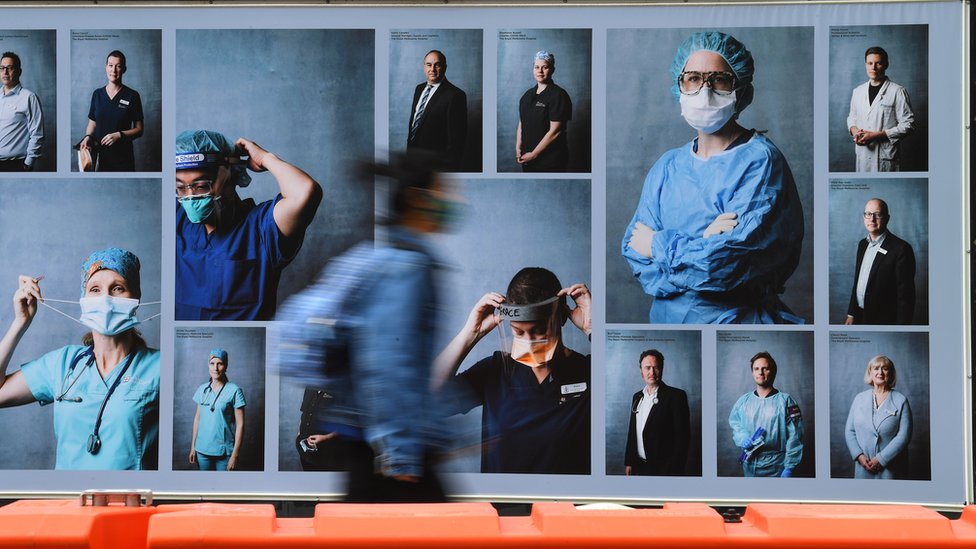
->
[[561, 382, 587, 395], [878, 247, 888, 255], [120, 99, 130, 106], [535, 101, 546, 107]]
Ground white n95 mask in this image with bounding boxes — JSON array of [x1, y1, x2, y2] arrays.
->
[[679, 89, 737, 134]]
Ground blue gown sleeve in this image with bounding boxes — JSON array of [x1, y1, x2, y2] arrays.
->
[[783, 395, 804, 470], [876, 394, 912, 468], [728, 394, 753, 449], [623, 141, 803, 298]]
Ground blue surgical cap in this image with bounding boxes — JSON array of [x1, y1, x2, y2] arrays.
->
[[535, 50, 555, 67], [81, 248, 141, 298], [175, 129, 251, 188], [210, 348, 228, 364], [669, 31, 755, 114]]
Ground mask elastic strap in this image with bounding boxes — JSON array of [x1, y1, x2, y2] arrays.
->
[[39, 300, 83, 324]]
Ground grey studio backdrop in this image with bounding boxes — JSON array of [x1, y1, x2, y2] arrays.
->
[[171, 327, 266, 472], [828, 25, 928, 173], [389, 29, 483, 172], [606, 27, 815, 324], [176, 29, 375, 311], [0, 30, 56, 172], [827, 331, 930, 480], [604, 330, 703, 476], [69, 29, 162, 172], [828, 178, 928, 324], [278, 178, 593, 472], [0, 179, 161, 469], [496, 28, 592, 173], [715, 330, 816, 478]]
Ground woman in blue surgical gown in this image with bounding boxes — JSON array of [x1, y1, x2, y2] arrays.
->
[[0, 248, 159, 469], [621, 31, 804, 324]]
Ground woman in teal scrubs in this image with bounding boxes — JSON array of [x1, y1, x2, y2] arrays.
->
[[0, 248, 159, 470], [189, 348, 246, 471]]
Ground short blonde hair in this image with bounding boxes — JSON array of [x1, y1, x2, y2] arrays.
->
[[864, 355, 896, 389]]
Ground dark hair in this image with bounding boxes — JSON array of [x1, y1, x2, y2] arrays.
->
[[749, 351, 777, 381], [425, 49, 446, 66], [506, 267, 562, 306], [107, 50, 127, 68], [864, 46, 888, 66], [639, 349, 664, 368], [1, 51, 21, 71], [362, 150, 449, 223]]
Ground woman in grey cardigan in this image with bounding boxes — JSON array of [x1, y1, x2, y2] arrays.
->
[[844, 355, 912, 479]]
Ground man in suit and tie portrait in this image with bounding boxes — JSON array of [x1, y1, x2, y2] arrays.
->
[[407, 50, 467, 171], [624, 349, 690, 476], [845, 198, 916, 325]]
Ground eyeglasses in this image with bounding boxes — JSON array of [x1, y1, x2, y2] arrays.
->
[[0, 65, 17, 73], [863, 212, 886, 219], [175, 180, 214, 199], [678, 71, 737, 96]]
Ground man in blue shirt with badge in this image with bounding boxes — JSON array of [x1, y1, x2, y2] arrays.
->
[[175, 130, 322, 320], [0, 52, 44, 172]]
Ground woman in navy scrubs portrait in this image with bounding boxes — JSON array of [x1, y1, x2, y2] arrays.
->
[[79, 50, 144, 172]]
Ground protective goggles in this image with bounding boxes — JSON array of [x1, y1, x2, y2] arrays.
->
[[175, 150, 249, 170]]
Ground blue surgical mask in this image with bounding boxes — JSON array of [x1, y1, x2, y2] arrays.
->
[[79, 296, 141, 336], [180, 195, 218, 224]]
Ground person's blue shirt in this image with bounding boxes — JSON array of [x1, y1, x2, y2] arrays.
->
[[176, 195, 302, 320], [192, 380, 246, 456], [622, 131, 804, 323], [728, 389, 803, 477], [19, 344, 159, 470], [451, 349, 591, 474]]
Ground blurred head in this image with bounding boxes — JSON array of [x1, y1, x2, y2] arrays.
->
[[533, 50, 555, 84], [368, 150, 461, 232], [0, 51, 22, 89], [864, 355, 896, 389], [862, 198, 889, 238], [750, 351, 777, 388], [106, 50, 126, 83], [864, 46, 889, 82], [81, 247, 141, 299], [424, 50, 446, 84], [209, 348, 229, 381], [639, 349, 665, 387], [670, 31, 754, 115]]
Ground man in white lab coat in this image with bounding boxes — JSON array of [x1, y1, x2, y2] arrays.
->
[[846, 46, 915, 172]]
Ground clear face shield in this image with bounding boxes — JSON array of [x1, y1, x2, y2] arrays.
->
[[496, 296, 562, 368]]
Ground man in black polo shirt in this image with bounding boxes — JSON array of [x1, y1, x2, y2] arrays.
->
[[435, 268, 591, 474]]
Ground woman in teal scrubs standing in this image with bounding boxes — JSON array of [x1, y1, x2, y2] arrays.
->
[[189, 348, 246, 471], [0, 248, 159, 470]]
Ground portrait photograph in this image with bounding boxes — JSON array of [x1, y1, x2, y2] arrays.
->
[[828, 178, 928, 325], [0, 178, 161, 470], [605, 329, 702, 477], [716, 330, 815, 478], [496, 28, 592, 174], [70, 29, 161, 172], [175, 29, 375, 321], [0, 30, 56, 173], [828, 331, 930, 480], [828, 25, 928, 173], [171, 327, 266, 472], [389, 29, 483, 173], [606, 27, 814, 325]]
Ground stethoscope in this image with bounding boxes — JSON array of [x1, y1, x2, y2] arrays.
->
[[56, 345, 136, 455], [632, 391, 659, 414], [202, 379, 226, 412]]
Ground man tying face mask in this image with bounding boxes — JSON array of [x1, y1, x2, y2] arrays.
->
[[175, 130, 322, 320], [434, 268, 591, 474]]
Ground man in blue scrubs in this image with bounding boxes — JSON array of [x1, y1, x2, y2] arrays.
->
[[435, 269, 592, 474], [175, 130, 322, 320]]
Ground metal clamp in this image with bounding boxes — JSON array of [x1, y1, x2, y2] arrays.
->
[[79, 489, 153, 507]]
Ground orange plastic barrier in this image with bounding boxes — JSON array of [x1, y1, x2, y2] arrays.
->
[[143, 501, 976, 548], [0, 498, 156, 549]]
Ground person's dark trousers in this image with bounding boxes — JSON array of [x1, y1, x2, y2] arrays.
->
[[0, 158, 27, 171], [339, 438, 446, 503]]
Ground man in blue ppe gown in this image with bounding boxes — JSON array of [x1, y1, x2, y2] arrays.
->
[[622, 31, 804, 324], [728, 351, 803, 477], [175, 130, 322, 320]]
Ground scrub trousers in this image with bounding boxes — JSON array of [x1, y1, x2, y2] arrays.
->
[[197, 452, 230, 471]]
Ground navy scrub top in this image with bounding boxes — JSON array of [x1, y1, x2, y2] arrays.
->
[[88, 85, 143, 171]]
